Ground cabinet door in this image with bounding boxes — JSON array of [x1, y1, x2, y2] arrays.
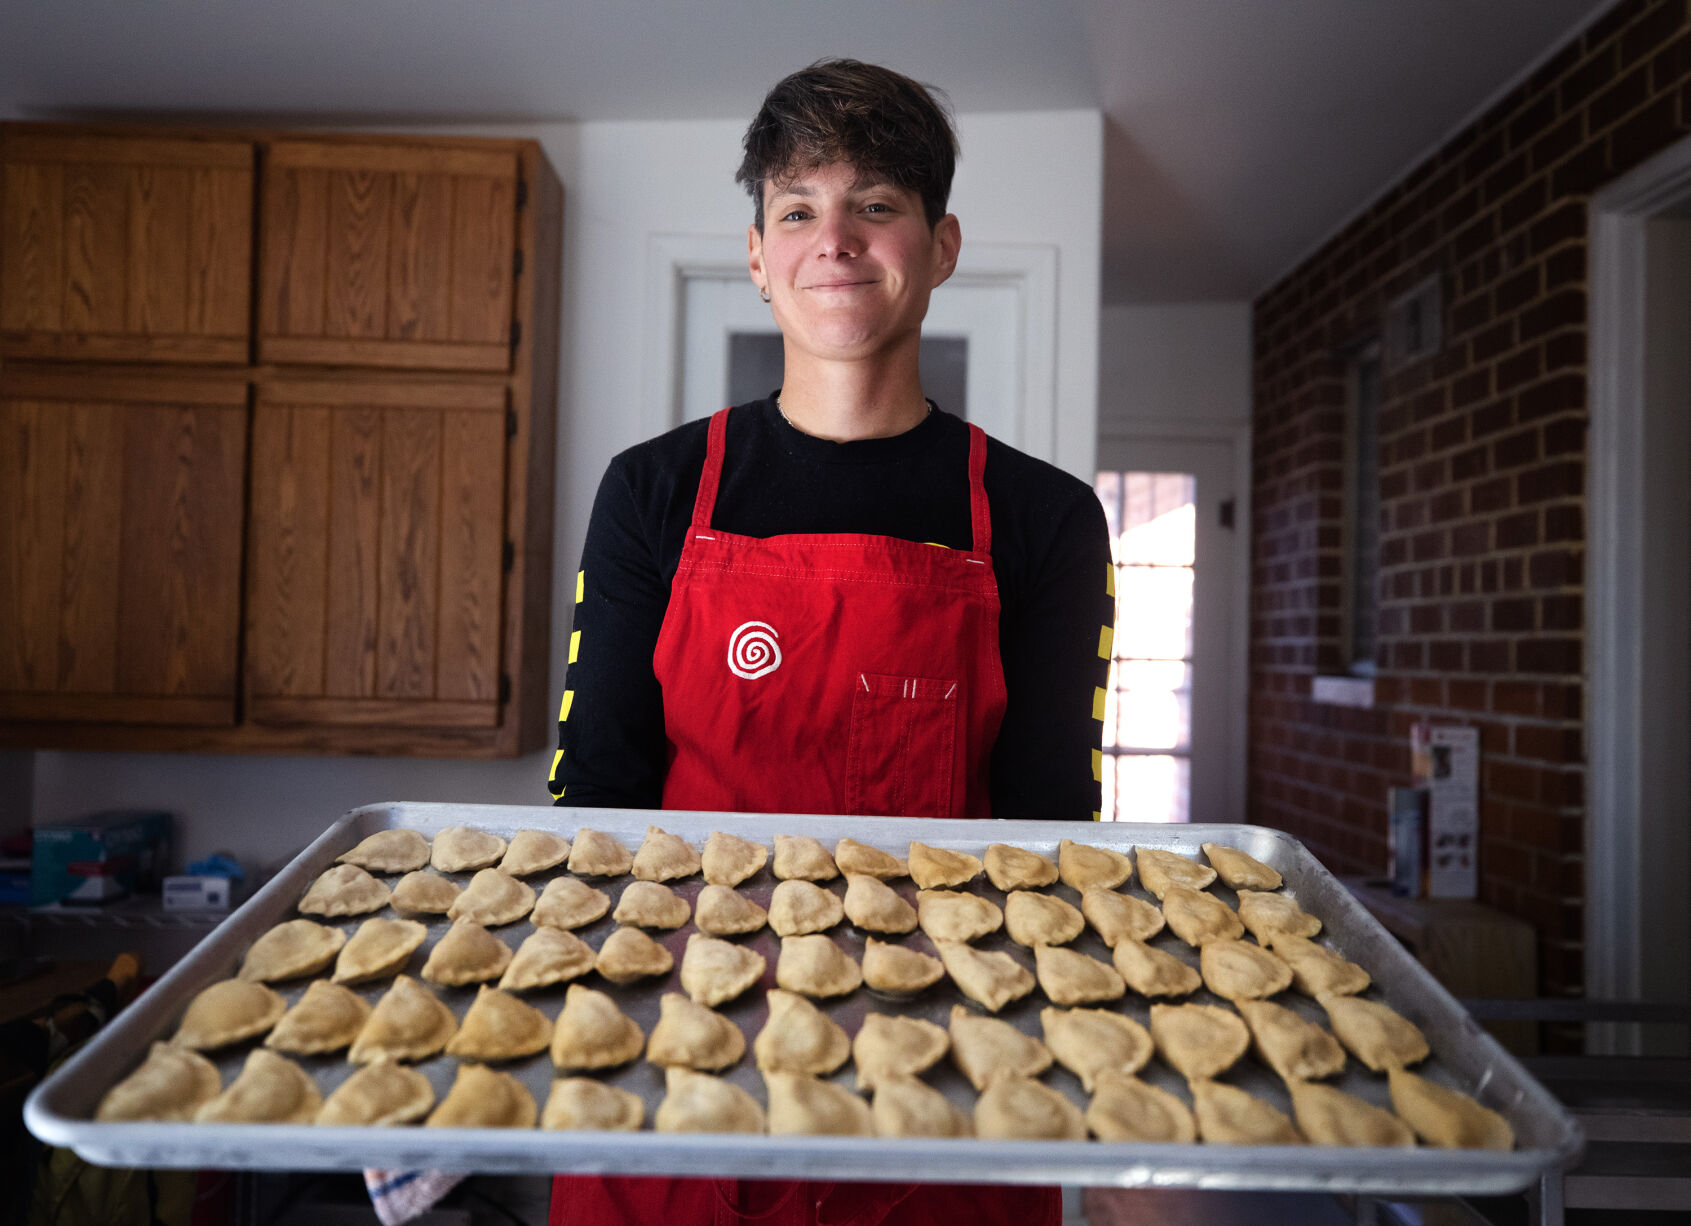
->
[[247, 379, 508, 728], [0, 370, 248, 724], [259, 141, 519, 373], [0, 129, 253, 363]]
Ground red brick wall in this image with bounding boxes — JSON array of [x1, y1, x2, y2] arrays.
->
[[1250, 0, 1691, 1002]]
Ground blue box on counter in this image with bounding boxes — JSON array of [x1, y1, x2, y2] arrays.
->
[[30, 810, 172, 906]]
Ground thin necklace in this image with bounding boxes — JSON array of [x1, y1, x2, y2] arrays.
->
[[775, 392, 932, 432]]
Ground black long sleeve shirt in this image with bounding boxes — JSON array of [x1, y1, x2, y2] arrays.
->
[[550, 397, 1113, 820]]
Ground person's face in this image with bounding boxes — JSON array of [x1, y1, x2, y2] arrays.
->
[[747, 161, 960, 367]]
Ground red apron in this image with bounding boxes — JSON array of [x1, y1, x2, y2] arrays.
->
[[550, 407, 1057, 1226]]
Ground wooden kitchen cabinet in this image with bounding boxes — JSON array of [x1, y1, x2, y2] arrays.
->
[[0, 130, 253, 364], [0, 123, 559, 757], [0, 369, 248, 725]]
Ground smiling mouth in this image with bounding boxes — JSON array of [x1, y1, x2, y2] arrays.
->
[[803, 279, 876, 290]]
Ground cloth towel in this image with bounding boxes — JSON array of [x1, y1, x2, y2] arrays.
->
[[364, 1168, 466, 1226]]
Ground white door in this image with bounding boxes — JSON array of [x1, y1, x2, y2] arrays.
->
[[1094, 436, 1245, 824]]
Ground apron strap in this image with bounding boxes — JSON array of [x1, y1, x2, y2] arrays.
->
[[691, 407, 732, 531], [966, 423, 992, 556]]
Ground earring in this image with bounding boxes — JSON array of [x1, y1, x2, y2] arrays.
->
[[759, 287, 771, 303]]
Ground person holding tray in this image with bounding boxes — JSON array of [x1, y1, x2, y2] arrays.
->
[[548, 57, 1112, 1226]]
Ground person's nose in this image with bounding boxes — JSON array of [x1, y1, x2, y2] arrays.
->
[[814, 209, 862, 260]]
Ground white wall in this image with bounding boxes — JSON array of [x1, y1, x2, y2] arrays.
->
[[27, 109, 1104, 875], [1098, 302, 1252, 429]]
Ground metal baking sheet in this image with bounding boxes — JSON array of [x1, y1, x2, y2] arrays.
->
[[26, 802, 1582, 1194]]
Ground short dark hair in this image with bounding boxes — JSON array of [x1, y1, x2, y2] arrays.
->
[[736, 58, 959, 232]]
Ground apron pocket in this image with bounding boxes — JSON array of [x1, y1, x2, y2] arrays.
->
[[844, 674, 959, 818]]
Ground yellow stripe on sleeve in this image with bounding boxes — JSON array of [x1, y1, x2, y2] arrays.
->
[[559, 690, 574, 722], [575, 570, 585, 603], [1092, 749, 1102, 783], [549, 748, 563, 783], [1092, 811, 1101, 821], [1105, 562, 1116, 599], [1097, 624, 1114, 661], [569, 630, 581, 664], [1092, 687, 1106, 722]]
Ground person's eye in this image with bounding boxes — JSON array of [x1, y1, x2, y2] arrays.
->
[[780, 208, 810, 222], [863, 202, 892, 214]]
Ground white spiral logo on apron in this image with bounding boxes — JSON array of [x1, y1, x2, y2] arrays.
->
[[727, 621, 782, 680]]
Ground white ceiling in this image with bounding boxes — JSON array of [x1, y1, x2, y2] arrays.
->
[[0, 0, 1611, 302]]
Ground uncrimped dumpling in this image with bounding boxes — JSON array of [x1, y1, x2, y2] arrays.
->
[[1148, 1002, 1250, 1081], [298, 863, 390, 918], [646, 992, 746, 1071], [1199, 939, 1293, 1001], [1035, 944, 1125, 1005], [420, 919, 512, 986], [447, 868, 536, 927], [532, 876, 611, 930], [1040, 1006, 1153, 1092], [349, 975, 458, 1064], [1190, 1078, 1303, 1144], [500, 926, 596, 991], [835, 837, 907, 880], [445, 985, 553, 1062], [984, 843, 1058, 891], [936, 939, 1035, 1012], [1267, 934, 1370, 997], [425, 1063, 535, 1128], [908, 842, 982, 889], [316, 1058, 434, 1126], [1057, 839, 1132, 891], [862, 937, 944, 995], [975, 1075, 1086, 1140], [338, 828, 431, 874], [1086, 1070, 1196, 1143], [1201, 842, 1283, 891], [843, 874, 918, 934], [567, 828, 633, 877], [773, 834, 838, 881], [1387, 1067, 1515, 1150], [1161, 885, 1245, 947], [680, 932, 766, 1008], [542, 1078, 644, 1131], [916, 889, 1002, 943], [1321, 994, 1429, 1070], [755, 989, 851, 1076], [332, 917, 428, 985], [633, 825, 701, 882], [390, 871, 461, 915], [195, 1048, 320, 1123], [695, 884, 768, 936], [765, 1071, 874, 1136], [95, 1042, 221, 1122], [240, 918, 346, 982], [1135, 847, 1217, 899], [702, 830, 768, 887], [613, 880, 692, 929], [656, 1066, 765, 1134], [174, 979, 286, 1050], [1112, 938, 1202, 998], [430, 826, 508, 873], [775, 934, 861, 998], [265, 980, 371, 1055], [949, 1004, 1051, 1091], [499, 829, 572, 877], [1081, 887, 1165, 946], [1005, 891, 1084, 947], [872, 1074, 972, 1138], [1289, 1081, 1415, 1147], [852, 1012, 949, 1091], [593, 926, 674, 984], [1235, 998, 1346, 1082], [769, 879, 845, 936], [1236, 890, 1322, 943], [550, 984, 645, 1071]]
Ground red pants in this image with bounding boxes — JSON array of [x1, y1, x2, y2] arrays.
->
[[548, 1176, 1061, 1226]]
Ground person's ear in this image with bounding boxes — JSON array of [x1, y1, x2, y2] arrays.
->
[[931, 214, 961, 288], [747, 224, 767, 297]]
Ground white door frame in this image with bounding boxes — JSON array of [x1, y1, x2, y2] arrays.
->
[[641, 233, 1058, 460], [1588, 132, 1691, 1053], [1097, 421, 1251, 825]]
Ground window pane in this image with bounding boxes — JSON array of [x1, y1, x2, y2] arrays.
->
[[1113, 566, 1194, 660], [1105, 661, 1191, 752], [1102, 753, 1189, 823]]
